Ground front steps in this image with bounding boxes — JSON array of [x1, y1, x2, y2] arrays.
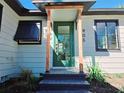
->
[[37, 74, 91, 93]]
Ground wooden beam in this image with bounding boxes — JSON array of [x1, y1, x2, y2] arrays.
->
[[76, 8, 83, 21], [46, 9, 51, 72], [32, 0, 42, 3], [44, 5, 83, 9], [77, 8, 83, 73]]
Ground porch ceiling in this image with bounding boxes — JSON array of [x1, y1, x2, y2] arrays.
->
[[51, 9, 77, 21], [32, 0, 96, 12]]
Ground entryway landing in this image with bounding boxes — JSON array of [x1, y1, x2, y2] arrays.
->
[[48, 68, 80, 74]]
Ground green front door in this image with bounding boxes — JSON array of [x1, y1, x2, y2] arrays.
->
[[53, 22, 74, 67]]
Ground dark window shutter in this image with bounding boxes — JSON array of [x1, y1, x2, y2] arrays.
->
[[14, 21, 41, 42]]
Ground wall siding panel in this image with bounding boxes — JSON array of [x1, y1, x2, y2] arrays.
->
[[83, 15, 124, 73], [0, 0, 47, 80], [0, 0, 19, 82], [16, 17, 47, 76]]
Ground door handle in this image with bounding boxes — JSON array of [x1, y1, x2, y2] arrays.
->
[[55, 44, 58, 52]]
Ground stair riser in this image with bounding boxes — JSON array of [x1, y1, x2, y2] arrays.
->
[[44, 74, 86, 80], [39, 84, 90, 90], [39, 74, 90, 91], [44, 74, 86, 77], [37, 90, 91, 93], [44, 77, 85, 80]]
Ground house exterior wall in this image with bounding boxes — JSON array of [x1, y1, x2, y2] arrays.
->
[[0, 0, 48, 81], [17, 16, 47, 77], [0, 0, 20, 82], [1, 0, 124, 82], [83, 15, 124, 73], [16, 15, 124, 74], [0, 0, 48, 78]]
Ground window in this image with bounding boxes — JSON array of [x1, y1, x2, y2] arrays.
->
[[0, 4, 3, 31], [95, 20, 119, 51], [14, 21, 42, 44]]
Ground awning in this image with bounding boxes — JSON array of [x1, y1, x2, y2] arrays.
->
[[32, 0, 96, 12], [14, 21, 41, 41]]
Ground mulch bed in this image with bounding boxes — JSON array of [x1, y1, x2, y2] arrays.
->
[[90, 81, 119, 93], [0, 78, 37, 93], [0, 74, 124, 93], [90, 74, 124, 93]]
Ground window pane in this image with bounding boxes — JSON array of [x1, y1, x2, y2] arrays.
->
[[108, 35, 118, 49], [97, 36, 107, 49], [95, 20, 119, 50], [107, 22, 116, 35], [96, 22, 106, 35], [58, 26, 70, 34], [96, 21, 107, 50], [107, 21, 119, 49]]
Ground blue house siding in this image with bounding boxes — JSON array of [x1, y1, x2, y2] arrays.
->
[[83, 15, 124, 73], [0, 0, 20, 83], [17, 45, 46, 76], [16, 17, 47, 77], [1, 0, 124, 84]]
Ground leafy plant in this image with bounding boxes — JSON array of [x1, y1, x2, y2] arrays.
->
[[20, 69, 38, 91], [87, 64, 105, 83], [118, 86, 124, 93], [28, 75, 39, 91], [20, 69, 32, 81]]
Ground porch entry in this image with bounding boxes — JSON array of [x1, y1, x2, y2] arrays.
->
[[43, 5, 84, 72], [53, 22, 74, 67]]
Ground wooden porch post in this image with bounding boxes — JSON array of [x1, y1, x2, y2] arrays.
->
[[46, 9, 51, 72], [77, 8, 83, 72]]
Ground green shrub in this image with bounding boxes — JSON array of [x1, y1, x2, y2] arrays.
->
[[20, 69, 38, 91], [20, 69, 32, 81], [87, 64, 105, 83], [118, 87, 124, 93]]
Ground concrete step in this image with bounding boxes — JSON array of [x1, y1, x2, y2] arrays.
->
[[49, 68, 80, 74], [38, 74, 90, 91], [37, 90, 92, 93], [43, 74, 86, 80], [40, 79, 89, 85], [39, 79, 90, 90]]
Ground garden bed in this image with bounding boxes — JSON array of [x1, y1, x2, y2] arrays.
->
[[0, 74, 124, 93], [90, 74, 124, 93], [0, 78, 38, 93], [0, 70, 42, 93]]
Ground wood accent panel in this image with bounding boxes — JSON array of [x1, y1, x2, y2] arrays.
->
[[46, 9, 51, 72], [32, 0, 42, 3], [45, 5, 83, 9], [77, 8, 83, 72]]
